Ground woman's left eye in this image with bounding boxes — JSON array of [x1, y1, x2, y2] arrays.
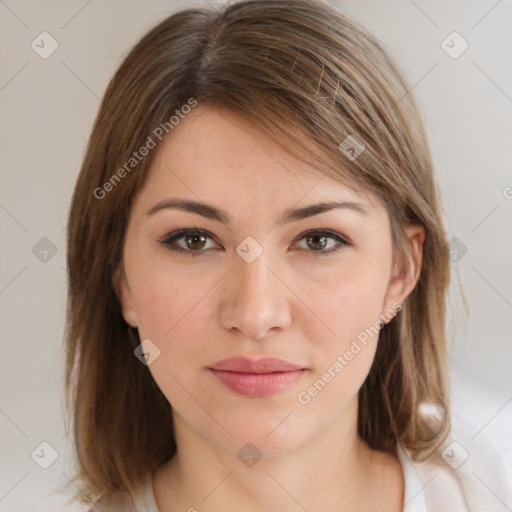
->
[[159, 228, 350, 257], [293, 230, 351, 256]]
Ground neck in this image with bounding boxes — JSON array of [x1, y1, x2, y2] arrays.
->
[[153, 397, 403, 512]]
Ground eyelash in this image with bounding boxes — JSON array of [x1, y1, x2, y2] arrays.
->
[[158, 228, 351, 258]]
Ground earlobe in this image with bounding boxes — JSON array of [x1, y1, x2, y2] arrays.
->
[[381, 224, 425, 323], [113, 265, 139, 328]]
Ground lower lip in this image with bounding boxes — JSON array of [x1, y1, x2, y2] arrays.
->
[[208, 369, 306, 397]]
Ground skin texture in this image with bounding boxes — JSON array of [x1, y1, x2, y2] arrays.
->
[[116, 105, 424, 511]]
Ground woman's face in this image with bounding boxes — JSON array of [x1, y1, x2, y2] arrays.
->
[[118, 105, 422, 457]]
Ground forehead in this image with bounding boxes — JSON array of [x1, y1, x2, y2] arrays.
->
[[136, 105, 377, 213]]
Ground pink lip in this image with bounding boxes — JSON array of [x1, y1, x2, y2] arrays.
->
[[207, 357, 307, 397]]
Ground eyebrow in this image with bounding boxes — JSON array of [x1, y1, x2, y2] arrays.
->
[[146, 198, 368, 225]]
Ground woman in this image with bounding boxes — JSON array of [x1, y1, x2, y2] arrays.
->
[[35, 0, 510, 510]]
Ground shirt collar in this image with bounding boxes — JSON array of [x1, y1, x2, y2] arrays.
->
[[397, 444, 429, 512]]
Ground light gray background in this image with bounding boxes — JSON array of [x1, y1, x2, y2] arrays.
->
[[1, 1, 511, 510]]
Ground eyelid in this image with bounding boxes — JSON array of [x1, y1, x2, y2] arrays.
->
[[293, 228, 351, 246]]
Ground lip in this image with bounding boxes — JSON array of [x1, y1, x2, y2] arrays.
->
[[209, 356, 304, 373], [207, 357, 307, 397]]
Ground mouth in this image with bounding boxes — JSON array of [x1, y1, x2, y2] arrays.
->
[[207, 356, 308, 397]]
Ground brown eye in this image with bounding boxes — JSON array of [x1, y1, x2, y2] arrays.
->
[[294, 230, 351, 256], [306, 233, 329, 251], [160, 229, 219, 256], [184, 233, 208, 251]]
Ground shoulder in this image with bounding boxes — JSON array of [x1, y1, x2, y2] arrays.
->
[[31, 477, 156, 512], [31, 492, 131, 512], [400, 415, 512, 512], [30, 488, 93, 512], [30, 483, 115, 512]]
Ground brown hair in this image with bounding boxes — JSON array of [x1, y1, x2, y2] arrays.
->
[[64, 0, 451, 508]]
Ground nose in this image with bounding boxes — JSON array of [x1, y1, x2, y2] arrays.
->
[[218, 249, 292, 341]]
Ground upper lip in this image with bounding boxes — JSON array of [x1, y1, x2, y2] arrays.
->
[[208, 357, 305, 373]]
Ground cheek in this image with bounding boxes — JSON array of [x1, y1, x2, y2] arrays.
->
[[132, 269, 212, 418], [130, 258, 220, 397], [131, 256, 216, 340], [295, 255, 390, 398], [291, 279, 384, 432], [300, 253, 391, 344]]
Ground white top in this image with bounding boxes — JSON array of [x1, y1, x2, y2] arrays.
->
[[32, 417, 512, 511]]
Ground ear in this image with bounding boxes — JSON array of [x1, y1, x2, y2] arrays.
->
[[113, 264, 139, 328], [380, 223, 425, 324]]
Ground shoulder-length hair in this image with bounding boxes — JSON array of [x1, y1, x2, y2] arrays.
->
[[64, 0, 451, 508]]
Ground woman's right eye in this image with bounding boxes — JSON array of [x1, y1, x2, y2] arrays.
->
[[159, 229, 220, 257]]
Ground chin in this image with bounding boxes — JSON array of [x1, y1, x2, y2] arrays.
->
[[203, 404, 317, 459]]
